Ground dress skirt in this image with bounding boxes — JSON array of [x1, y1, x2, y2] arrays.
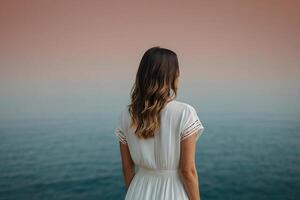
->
[[124, 166, 189, 200]]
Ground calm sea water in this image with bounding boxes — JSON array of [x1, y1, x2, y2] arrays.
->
[[0, 112, 299, 200]]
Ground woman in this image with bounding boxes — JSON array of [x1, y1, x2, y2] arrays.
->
[[114, 46, 205, 200]]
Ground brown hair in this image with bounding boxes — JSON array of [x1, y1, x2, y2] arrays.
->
[[128, 46, 180, 139]]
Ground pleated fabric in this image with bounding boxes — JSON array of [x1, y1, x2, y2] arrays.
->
[[114, 100, 205, 200]]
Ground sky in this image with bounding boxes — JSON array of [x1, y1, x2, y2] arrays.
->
[[0, 0, 299, 120]]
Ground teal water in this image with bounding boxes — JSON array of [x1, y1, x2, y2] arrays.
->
[[0, 112, 299, 200]]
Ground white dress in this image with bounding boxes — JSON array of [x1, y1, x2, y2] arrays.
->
[[114, 99, 205, 200]]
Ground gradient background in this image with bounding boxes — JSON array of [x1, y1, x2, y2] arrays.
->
[[0, 0, 300, 199], [1, 0, 299, 119]]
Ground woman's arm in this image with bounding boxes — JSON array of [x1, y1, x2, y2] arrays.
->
[[179, 132, 201, 200], [119, 142, 135, 189]]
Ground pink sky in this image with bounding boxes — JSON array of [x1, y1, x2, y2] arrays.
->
[[0, 0, 299, 118]]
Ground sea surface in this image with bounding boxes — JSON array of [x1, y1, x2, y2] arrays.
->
[[0, 112, 299, 200]]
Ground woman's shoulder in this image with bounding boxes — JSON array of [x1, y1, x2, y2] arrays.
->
[[170, 100, 196, 111], [120, 100, 196, 116], [165, 100, 199, 119], [120, 105, 131, 119]]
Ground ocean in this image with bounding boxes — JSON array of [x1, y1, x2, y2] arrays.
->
[[0, 112, 299, 200]]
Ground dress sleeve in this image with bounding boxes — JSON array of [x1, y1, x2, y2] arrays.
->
[[180, 105, 205, 142], [114, 110, 128, 145]]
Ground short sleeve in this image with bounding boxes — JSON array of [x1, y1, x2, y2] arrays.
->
[[114, 110, 128, 145], [180, 105, 205, 142]]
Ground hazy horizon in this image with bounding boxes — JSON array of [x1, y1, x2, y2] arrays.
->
[[0, 0, 299, 120]]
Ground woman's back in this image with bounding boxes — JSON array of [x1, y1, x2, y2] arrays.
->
[[114, 99, 205, 199]]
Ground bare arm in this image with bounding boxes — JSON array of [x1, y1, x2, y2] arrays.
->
[[179, 132, 201, 200], [119, 142, 135, 189]]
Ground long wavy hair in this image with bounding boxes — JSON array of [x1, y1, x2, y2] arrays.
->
[[128, 46, 180, 139]]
